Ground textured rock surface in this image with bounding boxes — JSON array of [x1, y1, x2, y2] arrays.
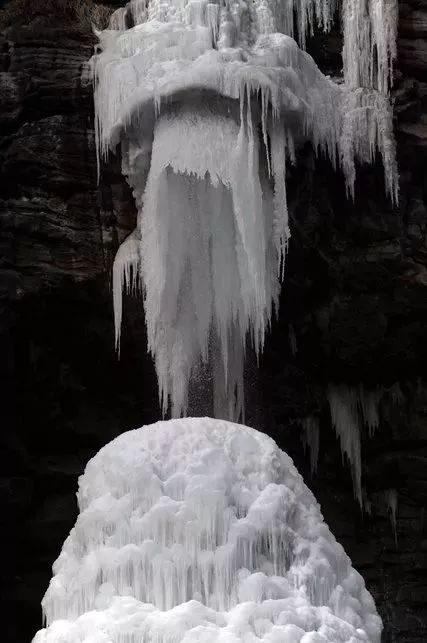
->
[[1, 1, 426, 642]]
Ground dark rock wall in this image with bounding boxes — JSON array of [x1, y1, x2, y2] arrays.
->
[[0, 6, 158, 640], [0, 1, 426, 642]]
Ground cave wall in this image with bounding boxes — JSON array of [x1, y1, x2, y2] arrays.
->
[[0, 3, 158, 639], [0, 1, 426, 641]]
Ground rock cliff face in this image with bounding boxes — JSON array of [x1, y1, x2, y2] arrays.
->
[[1, 1, 426, 642]]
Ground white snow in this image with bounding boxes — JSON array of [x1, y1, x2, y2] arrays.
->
[[90, 0, 398, 418], [33, 418, 382, 642]]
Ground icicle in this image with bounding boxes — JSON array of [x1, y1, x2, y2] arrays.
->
[[362, 489, 372, 515], [136, 106, 279, 417], [206, 2, 219, 42], [386, 488, 398, 548], [130, 0, 148, 24], [260, 87, 271, 177], [270, 122, 290, 280], [327, 383, 381, 504], [342, 0, 398, 95], [276, 0, 337, 49], [387, 382, 404, 405], [358, 384, 380, 437], [109, 6, 130, 30], [301, 416, 320, 476], [112, 230, 141, 355], [212, 327, 245, 423], [288, 324, 297, 355], [328, 384, 362, 505], [340, 88, 399, 204]]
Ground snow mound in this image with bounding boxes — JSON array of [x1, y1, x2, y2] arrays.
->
[[33, 418, 382, 642]]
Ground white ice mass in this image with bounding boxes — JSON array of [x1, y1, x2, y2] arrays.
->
[[92, 0, 398, 419], [33, 418, 382, 642]]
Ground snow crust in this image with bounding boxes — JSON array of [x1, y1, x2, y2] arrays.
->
[[33, 418, 382, 642], [92, 0, 398, 419]]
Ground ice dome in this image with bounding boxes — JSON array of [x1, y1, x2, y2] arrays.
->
[[33, 418, 382, 642]]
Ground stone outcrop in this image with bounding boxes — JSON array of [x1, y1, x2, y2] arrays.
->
[[1, 1, 426, 641]]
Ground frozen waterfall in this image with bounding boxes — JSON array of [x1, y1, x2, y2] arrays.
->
[[33, 417, 382, 642], [93, 0, 398, 419]]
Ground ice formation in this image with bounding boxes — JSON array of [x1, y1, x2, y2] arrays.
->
[[386, 382, 404, 406], [92, 0, 398, 419], [327, 385, 380, 505], [385, 489, 398, 548], [33, 418, 382, 642], [301, 416, 320, 476], [342, 0, 398, 93], [289, 325, 298, 356]]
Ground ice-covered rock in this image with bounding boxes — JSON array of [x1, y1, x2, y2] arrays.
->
[[91, 0, 398, 420]]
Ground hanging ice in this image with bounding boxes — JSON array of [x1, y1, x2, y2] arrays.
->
[[33, 417, 382, 642], [342, 0, 398, 94], [385, 489, 398, 548], [327, 384, 380, 506], [92, 0, 398, 419], [300, 416, 320, 476]]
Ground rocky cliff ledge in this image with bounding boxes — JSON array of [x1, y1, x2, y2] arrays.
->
[[1, 1, 426, 641]]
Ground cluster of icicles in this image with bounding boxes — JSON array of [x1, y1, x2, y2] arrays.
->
[[92, 0, 399, 420], [300, 383, 403, 535], [33, 418, 383, 642]]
